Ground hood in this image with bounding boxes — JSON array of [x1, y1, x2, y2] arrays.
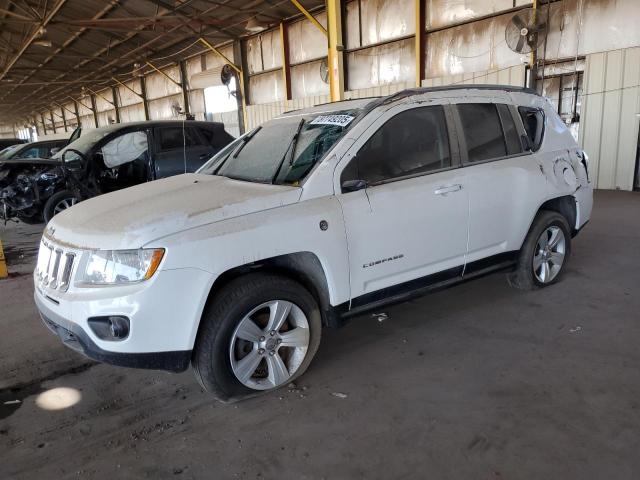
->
[[47, 174, 302, 250]]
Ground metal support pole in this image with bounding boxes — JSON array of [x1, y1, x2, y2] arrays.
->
[[90, 94, 99, 127], [326, 0, 345, 102], [73, 100, 80, 127], [60, 104, 68, 132], [529, 0, 538, 89], [280, 22, 292, 100], [415, 0, 426, 87], [49, 110, 57, 133], [234, 39, 249, 134], [40, 114, 47, 135], [111, 86, 121, 123], [179, 60, 191, 116], [140, 76, 150, 121]]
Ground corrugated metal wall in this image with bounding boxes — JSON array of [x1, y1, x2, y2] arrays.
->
[[579, 47, 640, 191]]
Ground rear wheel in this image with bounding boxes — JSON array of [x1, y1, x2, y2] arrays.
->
[[192, 273, 322, 401], [43, 190, 78, 223], [508, 210, 571, 290]]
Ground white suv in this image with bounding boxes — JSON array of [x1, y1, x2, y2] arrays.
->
[[35, 86, 592, 401]]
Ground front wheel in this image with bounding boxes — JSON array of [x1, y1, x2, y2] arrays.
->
[[192, 273, 322, 401], [508, 210, 571, 290], [43, 190, 78, 223]]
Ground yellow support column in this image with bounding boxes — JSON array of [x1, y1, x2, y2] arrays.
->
[[326, 0, 345, 102], [0, 238, 8, 278]]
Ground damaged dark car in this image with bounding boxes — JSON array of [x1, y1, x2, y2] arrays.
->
[[1, 121, 234, 224]]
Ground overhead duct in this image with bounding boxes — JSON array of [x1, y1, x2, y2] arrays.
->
[[190, 64, 235, 89]]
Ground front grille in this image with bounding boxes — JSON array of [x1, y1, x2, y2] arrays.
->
[[36, 239, 76, 292]]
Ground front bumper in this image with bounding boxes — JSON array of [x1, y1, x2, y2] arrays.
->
[[36, 290, 191, 372]]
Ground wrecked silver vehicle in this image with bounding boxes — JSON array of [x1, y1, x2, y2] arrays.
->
[[0, 158, 64, 224], [1, 121, 233, 224], [0, 130, 80, 224]]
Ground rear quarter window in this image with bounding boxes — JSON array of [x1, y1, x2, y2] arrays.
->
[[518, 106, 545, 151]]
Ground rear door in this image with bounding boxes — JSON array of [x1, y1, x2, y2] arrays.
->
[[452, 100, 546, 267], [153, 125, 216, 178], [336, 102, 469, 302]]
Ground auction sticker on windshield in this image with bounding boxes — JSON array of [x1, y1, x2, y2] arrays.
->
[[310, 115, 354, 127]]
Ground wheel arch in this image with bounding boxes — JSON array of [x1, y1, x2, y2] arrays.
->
[[538, 195, 578, 236], [197, 252, 342, 337]]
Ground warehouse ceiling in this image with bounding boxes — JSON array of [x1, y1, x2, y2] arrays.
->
[[0, 0, 325, 124]]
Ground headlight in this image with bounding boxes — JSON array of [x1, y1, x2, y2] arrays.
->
[[78, 249, 164, 286]]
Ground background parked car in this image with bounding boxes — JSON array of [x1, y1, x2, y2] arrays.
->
[[0, 138, 27, 150], [0, 121, 234, 224], [0, 139, 68, 162]]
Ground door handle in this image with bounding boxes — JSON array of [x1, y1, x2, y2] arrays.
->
[[434, 184, 462, 196]]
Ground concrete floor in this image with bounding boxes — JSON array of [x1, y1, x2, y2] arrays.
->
[[1, 190, 639, 479]]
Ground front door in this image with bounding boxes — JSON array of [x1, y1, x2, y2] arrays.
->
[[336, 103, 469, 302]]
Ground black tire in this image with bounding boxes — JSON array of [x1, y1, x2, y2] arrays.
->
[[508, 210, 571, 290], [43, 190, 78, 223], [192, 273, 322, 402]]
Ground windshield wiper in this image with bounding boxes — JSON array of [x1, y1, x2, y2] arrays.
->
[[271, 118, 304, 184], [213, 126, 262, 175], [232, 125, 262, 159]]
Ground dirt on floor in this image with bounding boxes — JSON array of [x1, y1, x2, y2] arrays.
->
[[1, 191, 639, 479]]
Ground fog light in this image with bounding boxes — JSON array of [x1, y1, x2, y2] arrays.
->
[[88, 316, 130, 341]]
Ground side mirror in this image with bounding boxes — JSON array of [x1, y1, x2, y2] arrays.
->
[[520, 134, 532, 152], [341, 179, 368, 193], [50, 148, 60, 156]]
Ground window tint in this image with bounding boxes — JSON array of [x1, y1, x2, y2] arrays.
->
[[19, 147, 43, 158], [157, 127, 201, 151], [457, 103, 506, 162], [518, 106, 545, 151], [343, 106, 451, 185], [497, 104, 523, 155]]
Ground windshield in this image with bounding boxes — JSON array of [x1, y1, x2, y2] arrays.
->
[[52, 127, 114, 161], [198, 109, 361, 184]]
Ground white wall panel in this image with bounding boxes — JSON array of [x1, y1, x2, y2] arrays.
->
[[97, 109, 116, 127], [94, 89, 114, 113], [427, 0, 517, 29], [119, 104, 146, 123], [247, 29, 282, 74], [204, 44, 234, 70], [425, 12, 525, 78], [291, 60, 330, 98], [145, 66, 181, 100], [347, 38, 415, 90], [345, 0, 414, 49], [148, 94, 183, 120], [249, 70, 284, 104], [422, 64, 525, 87], [116, 79, 143, 107], [289, 11, 327, 64], [579, 47, 640, 191]]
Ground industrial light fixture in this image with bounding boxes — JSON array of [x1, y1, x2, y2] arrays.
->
[[245, 17, 268, 33], [32, 40, 52, 48]]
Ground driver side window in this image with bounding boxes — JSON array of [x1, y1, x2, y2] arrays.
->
[[341, 105, 451, 186]]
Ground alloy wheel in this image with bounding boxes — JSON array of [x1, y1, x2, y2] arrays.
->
[[533, 225, 566, 283], [53, 197, 77, 215], [229, 300, 310, 390]]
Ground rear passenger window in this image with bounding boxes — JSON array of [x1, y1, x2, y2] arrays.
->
[[157, 127, 201, 151], [343, 105, 451, 185], [497, 104, 523, 155], [457, 103, 506, 162], [518, 107, 545, 151]]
